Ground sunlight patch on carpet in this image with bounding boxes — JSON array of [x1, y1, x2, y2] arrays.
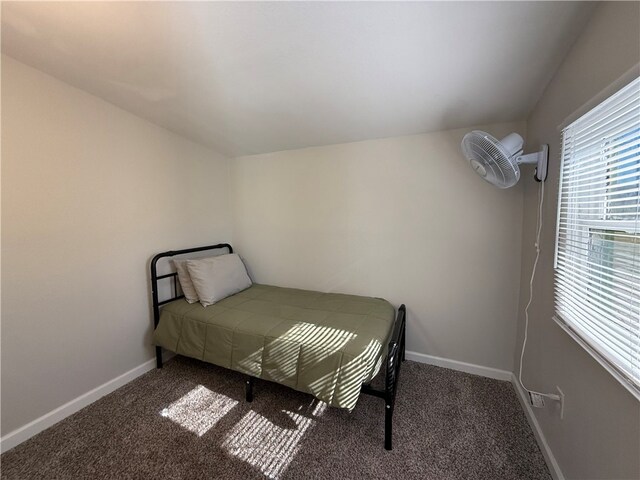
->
[[160, 385, 238, 436], [222, 401, 327, 479]]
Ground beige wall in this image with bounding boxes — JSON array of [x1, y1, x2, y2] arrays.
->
[[0, 56, 232, 435], [232, 121, 526, 373], [516, 3, 640, 479]]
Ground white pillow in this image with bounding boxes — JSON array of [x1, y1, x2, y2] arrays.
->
[[186, 254, 252, 307], [172, 258, 200, 304]]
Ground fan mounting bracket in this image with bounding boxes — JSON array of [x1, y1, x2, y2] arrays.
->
[[515, 144, 548, 182]]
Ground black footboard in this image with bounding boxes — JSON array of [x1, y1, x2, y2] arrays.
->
[[361, 304, 406, 450]]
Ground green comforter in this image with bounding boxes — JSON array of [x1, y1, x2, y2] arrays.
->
[[153, 284, 395, 410]]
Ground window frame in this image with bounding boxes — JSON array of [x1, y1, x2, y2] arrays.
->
[[553, 76, 640, 401]]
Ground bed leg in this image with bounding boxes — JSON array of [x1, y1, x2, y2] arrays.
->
[[245, 376, 254, 402], [385, 403, 393, 450], [401, 322, 406, 362], [155, 346, 163, 369]]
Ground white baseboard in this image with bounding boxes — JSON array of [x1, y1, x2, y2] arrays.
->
[[511, 374, 565, 480], [405, 350, 512, 381], [0, 353, 172, 454]]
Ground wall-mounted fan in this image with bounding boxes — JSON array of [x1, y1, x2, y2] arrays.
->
[[461, 131, 548, 188], [461, 130, 562, 411]]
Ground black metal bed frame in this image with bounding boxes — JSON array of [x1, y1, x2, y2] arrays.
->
[[150, 243, 406, 450]]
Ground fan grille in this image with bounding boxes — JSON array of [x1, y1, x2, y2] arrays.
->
[[461, 131, 520, 188]]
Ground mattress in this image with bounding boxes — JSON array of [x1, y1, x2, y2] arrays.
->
[[153, 284, 396, 410]]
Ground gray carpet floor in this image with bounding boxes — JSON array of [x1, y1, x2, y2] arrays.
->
[[1, 356, 551, 480]]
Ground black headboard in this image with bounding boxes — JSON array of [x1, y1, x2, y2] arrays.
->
[[150, 243, 233, 328]]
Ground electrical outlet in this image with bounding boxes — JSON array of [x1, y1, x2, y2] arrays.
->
[[529, 392, 545, 408]]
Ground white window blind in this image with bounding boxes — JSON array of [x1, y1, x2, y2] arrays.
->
[[555, 76, 640, 399]]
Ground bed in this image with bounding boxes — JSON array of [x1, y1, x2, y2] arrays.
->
[[151, 243, 406, 450]]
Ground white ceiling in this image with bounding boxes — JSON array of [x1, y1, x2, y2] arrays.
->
[[2, 2, 596, 157]]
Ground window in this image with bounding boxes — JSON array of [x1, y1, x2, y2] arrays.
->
[[555, 77, 640, 399]]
